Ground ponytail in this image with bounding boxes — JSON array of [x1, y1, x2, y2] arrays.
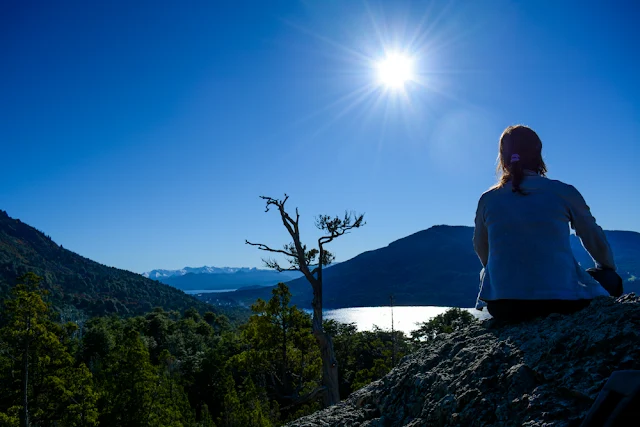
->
[[509, 153, 526, 195]]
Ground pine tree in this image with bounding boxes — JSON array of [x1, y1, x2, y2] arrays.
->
[[234, 284, 320, 419], [218, 374, 272, 427], [98, 326, 194, 427], [99, 327, 159, 426], [198, 404, 216, 427], [0, 273, 98, 427]]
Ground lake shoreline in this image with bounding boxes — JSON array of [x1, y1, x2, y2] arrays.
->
[[186, 288, 492, 333], [304, 306, 491, 335]]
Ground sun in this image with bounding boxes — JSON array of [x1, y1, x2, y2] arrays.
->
[[376, 53, 414, 89]]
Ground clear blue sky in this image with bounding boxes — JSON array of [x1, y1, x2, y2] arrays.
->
[[2, 0, 639, 273]]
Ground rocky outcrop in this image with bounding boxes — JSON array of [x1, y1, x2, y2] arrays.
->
[[289, 294, 640, 427]]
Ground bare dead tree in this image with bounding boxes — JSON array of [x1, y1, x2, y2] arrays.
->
[[246, 194, 365, 407]]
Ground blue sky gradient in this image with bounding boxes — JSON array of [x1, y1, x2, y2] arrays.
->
[[2, 0, 639, 273]]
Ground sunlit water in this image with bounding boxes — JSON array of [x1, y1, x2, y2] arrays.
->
[[313, 306, 491, 335], [184, 289, 492, 334]]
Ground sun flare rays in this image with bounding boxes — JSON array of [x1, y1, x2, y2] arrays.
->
[[277, 1, 471, 147]]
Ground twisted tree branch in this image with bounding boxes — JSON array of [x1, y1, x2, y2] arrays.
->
[[245, 240, 296, 258]]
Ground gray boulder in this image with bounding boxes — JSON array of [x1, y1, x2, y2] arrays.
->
[[289, 294, 640, 427]]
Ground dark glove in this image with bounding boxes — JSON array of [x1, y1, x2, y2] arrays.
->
[[586, 267, 624, 297]]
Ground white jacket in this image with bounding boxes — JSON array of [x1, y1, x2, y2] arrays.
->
[[473, 172, 615, 304]]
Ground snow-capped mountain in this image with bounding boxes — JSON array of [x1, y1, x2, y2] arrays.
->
[[142, 266, 258, 280], [141, 266, 304, 291]]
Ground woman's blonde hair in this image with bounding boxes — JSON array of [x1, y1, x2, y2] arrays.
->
[[494, 125, 547, 194]]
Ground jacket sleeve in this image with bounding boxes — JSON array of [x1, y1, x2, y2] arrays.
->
[[566, 185, 616, 270], [473, 196, 489, 267]]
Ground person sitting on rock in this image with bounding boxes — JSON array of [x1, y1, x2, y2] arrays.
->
[[473, 124, 622, 322]]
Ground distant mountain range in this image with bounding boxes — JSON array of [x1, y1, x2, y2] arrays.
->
[[143, 266, 258, 279], [0, 210, 212, 317], [215, 225, 640, 309], [142, 266, 302, 291]]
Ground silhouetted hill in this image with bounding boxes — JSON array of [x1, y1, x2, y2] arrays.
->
[[224, 225, 640, 309], [571, 230, 640, 282], [0, 210, 211, 316]]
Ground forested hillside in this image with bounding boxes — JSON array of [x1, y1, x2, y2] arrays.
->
[[0, 210, 211, 316]]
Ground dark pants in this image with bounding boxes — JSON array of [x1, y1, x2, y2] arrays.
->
[[487, 299, 592, 322], [487, 268, 624, 322]]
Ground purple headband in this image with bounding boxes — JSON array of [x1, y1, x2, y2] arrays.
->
[[510, 154, 520, 163]]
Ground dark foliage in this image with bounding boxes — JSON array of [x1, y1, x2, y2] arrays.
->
[[410, 307, 476, 342], [1, 277, 419, 426]]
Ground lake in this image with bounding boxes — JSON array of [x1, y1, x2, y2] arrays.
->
[[185, 289, 492, 334], [312, 306, 491, 335]]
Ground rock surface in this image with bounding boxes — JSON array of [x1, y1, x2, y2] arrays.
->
[[289, 294, 640, 427]]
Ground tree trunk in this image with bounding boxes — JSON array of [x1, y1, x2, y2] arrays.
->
[[282, 315, 289, 391], [21, 321, 30, 427], [311, 283, 340, 407]]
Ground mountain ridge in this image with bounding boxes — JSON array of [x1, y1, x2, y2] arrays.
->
[[3, 208, 637, 314], [220, 225, 640, 309], [0, 210, 212, 317]]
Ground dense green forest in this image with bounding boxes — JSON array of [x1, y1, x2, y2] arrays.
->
[[0, 274, 475, 426]]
